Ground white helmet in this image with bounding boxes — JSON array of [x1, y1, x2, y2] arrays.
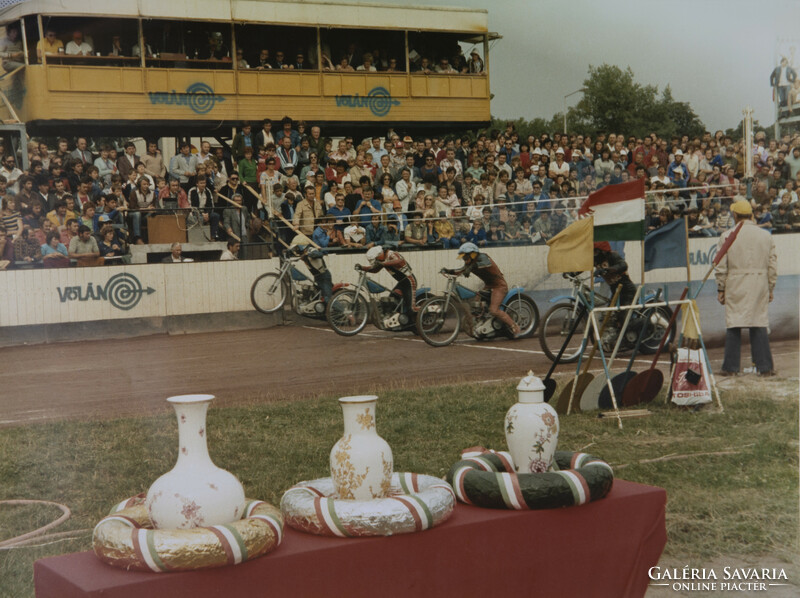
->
[[458, 242, 480, 256], [366, 246, 384, 265]]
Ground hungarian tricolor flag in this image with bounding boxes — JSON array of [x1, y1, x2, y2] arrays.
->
[[578, 179, 646, 242]]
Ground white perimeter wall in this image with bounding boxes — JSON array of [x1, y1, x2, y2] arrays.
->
[[1, 235, 798, 328]]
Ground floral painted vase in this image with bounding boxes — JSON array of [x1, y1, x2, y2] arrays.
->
[[146, 394, 245, 529], [504, 372, 560, 473], [330, 396, 393, 500]]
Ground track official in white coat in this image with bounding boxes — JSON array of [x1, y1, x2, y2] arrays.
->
[[715, 200, 777, 376]]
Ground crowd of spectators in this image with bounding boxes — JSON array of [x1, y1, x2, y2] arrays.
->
[[1, 117, 799, 270], [23, 22, 486, 76]]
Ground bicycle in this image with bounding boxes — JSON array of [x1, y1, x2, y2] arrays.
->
[[250, 254, 346, 318], [326, 266, 431, 336], [415, 270, 539, 347], [538, 272, 673, 363]]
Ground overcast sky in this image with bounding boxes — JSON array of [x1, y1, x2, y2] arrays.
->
[[383, 0, 800, 133]]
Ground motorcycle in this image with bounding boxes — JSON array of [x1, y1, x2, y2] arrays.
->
[[326, 266, 431, 336], [250, 254, 347, 319], [538, 272, 673, 363], [415, 270, 540, 347]]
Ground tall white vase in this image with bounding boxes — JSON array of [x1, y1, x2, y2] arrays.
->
[[146, 394, 245, 529], [330, 396, 393, 500], [505, 372, 560, 473]]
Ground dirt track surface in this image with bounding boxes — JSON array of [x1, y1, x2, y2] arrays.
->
[[0, 320, 797, 426]]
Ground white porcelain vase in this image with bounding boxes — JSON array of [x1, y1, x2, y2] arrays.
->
[[146, 394, 245, 529], [505, 372, 560, 473], [330, 396, 393, 500]]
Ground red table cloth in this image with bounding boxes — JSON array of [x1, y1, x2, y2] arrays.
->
[[35, 479, 666, 598]]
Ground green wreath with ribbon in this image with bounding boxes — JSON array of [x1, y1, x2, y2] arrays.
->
[[446, 449, 613, 510]]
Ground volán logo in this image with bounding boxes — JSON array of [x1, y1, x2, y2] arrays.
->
[[57, 273, 155, 311], [148, 83, 226, 115], [335, 86, 400, 117]]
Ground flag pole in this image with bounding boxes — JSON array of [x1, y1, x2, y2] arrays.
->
[[684, 217, 691, 290]]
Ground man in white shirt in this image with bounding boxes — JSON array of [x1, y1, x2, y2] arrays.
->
[[65, 31, 93, 56], [220, 240, 240, 261], [0, 156, 23, 194]]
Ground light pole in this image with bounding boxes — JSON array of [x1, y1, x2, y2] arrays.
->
[[563, 87, 586, 135]]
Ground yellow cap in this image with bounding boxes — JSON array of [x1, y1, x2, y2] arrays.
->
[[730, 200, 752, 216]]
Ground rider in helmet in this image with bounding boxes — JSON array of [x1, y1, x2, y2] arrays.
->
[[289, 234, 333, 303], [444, 243, 521, 336], [593, 241, 637, 348], [357, 245, 418, 318]]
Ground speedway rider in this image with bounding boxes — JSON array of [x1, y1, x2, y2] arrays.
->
[[357, 245, 418, 324], [593, 241, 638, 348], [289, 235, 333, 304], [443, 242, 521, 337]]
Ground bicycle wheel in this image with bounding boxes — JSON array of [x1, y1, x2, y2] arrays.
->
[[250, 273, 289, 314], [503, 295, 540, 338], [538, 302, 589, 363], [326, 290, 369, 336], [638, 305, 674, 354], [416, 297, 461, 347]]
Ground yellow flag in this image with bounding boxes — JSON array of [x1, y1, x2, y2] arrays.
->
[[546, 216, 594, 274], [680, 299, 700, 340]]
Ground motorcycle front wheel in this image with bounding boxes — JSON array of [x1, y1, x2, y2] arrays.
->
[[326, 290, 369, 336], [538, 302, 589, 363], [250, 273, 289, 314], [416, 296, 461, 347]]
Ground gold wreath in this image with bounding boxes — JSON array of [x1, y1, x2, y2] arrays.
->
[[93, 496, 283, 572]]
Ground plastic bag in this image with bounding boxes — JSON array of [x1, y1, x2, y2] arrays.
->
[[671, 347, 711, 406]]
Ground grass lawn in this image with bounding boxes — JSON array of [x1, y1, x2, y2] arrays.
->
[[0, 378, 797, 598]]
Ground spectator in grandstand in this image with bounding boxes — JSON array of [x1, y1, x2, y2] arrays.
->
[[231, 123, 254, 163], [131, 35, 155, 58], [223, 193, 251, 242], [94, 145, 116, 186], [168, 141, 197, 193], [713, 203, 735, 235], [237, 145, 258, 193], [138, 141, 164, 180], [220, 239, 240, 260], [467, 49, 485, 74], [98, 226, 124, 258], [117, 142, 139, 181], [770, 56, 797, 108], [0, 227, 12, 267], [187, 176, 220, 240], [343, 216, 366, 247], [365, 213, 387, 248], [356, 53, 377, 72], [65, 31, 93, 56], [162, 242, 192, 263], [354, 187, 382, 225], [70, 137, 93, 165], [36, 27, 64, 59], [45, 200, 72, 230], [12, 226, 41, 264], [235, 48, 249, 69], [0, 157, 22, 195], [275, 116, 301, 150], [158, 178, 189, 209], [106, 34, 127, 58], [276, 135, 298, 175], [771, 199, 792, 233], [272, 50, 290, 69], [254, 49, 272, 70], [293, 185, 323, 236], [753, 204, 772, 231], [68, 224, 99, 264], [0, 23, 23, 72]]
